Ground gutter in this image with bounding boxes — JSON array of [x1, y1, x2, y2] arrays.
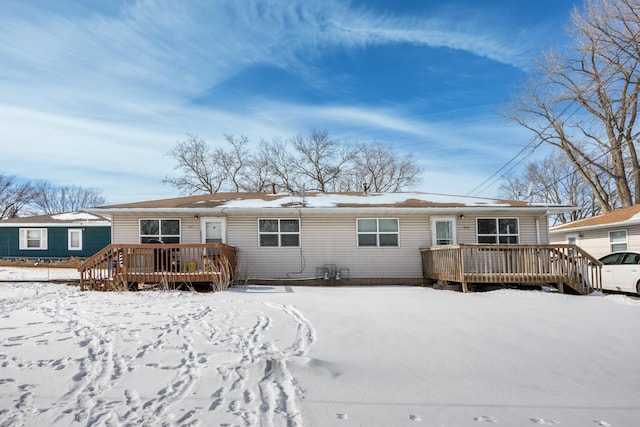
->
[[85, 205, 572, 216]]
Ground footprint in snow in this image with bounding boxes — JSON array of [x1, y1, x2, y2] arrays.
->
[[243, 389, 255, 403], [336, 413, 348, 420], [124, 389, 141, 409], [594, 421, 612, 427], [474, 415, 497, 422], [409, 414, 422, 421], [530, 418, 558, 425]]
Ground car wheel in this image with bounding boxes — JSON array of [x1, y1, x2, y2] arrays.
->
[[637, 280, 640, 296]]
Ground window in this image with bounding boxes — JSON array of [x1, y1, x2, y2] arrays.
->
[[357, 218, 399, 247], [477, 218, 519, 244], [19, 228, 48, 250], [599, 253, 622, 265], [68, 229, 83, 251], [621, 252, 640, 264], [140, 219, 181, 243], [259, 219, 300, 247], [609, 230, 628, 252]]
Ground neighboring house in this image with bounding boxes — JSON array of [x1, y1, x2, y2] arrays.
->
[[549, 205, 640, 259], [84, 192, 575, 286], [0, 212, 111, 260]]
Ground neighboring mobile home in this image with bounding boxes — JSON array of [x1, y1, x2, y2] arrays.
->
[[549, 205, 640, 259], [81, 192, 599, 292], [0, 212, 111, 260]]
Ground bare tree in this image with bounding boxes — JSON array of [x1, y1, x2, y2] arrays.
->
[[258, 138, 299, 193], [163, 134, 225, 195], [0, 173, 33, 219], [346, 142, 421, 192], [500, 152, 607, 224], [165, 130, 422, 194], [243, 148, 274, 192], [504, 0, 640, 212], [290, 129, 355, 192], [217, 134, 252, 192], [30, 182, 106, 214]]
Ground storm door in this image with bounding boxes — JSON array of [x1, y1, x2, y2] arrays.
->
[[430, 216, 456, 246], [201, 218, 226, 244]]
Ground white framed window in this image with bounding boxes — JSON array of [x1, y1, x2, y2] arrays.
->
[[609, 229, 628, 252], [68, 229, 83, 251], [477, 218, 519, 244], [430, 216, 456, 246], [258, 219, 300, 247], [357, 218, 399, 247], [19, 228, 48, 250], [140, 219, 181, 243]]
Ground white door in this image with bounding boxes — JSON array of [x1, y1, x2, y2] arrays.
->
[[201, 218, 226, 244], [566, 234, 578, 246], [430, 217, 456, 246]]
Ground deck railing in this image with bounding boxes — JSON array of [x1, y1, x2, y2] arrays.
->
[[421, 244, 602, 294], [78, 243, 237, 291]]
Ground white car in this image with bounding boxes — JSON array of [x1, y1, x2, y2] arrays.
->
[[599, 251, 640, 295]]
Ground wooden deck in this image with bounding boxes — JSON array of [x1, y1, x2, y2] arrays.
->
[[78, 243, 237, 291], [421, 244, 602, 294]]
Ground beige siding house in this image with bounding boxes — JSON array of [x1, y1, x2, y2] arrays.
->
[[86, 192, 569, 285], [549, 205, 640, 259]]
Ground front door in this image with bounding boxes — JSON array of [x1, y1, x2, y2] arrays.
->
[[566, 233, 579, 256], [430, 216, 456, 246], [201, 218, 226, 244]]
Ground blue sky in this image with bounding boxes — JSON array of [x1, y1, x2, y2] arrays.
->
[[0, 0, 581, 204]]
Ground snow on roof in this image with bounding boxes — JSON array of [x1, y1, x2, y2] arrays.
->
[[97, 191, 563, 211], [0, 211, 110, 226], [221, 192, 515, 208], [50, 212, 102, 221]]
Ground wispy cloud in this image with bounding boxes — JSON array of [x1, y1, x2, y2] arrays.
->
[[0, 0, 555, 202], [0, 0, 536, 115]]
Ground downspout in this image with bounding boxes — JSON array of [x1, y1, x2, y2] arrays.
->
[[286, 206, 307, 278], [536, 209, 550, 245]]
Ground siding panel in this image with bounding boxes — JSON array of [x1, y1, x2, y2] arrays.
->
[[551, 225, 640, 259], [111, 211, 552, 280], [227, 213, 430, 279]]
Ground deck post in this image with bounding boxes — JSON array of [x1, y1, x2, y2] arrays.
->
[[459, 247, 470, 293], [461, 281, 469, 293]]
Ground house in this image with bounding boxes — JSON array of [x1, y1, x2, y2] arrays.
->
[[549, 205, 640, 259], [79, 192, 602, 293], [0, 212, 111, 260]]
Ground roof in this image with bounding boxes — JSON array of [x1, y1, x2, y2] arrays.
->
[[550, 205, 640, 233], [90, 191, 572, 214], [0, 212, 111, 227]]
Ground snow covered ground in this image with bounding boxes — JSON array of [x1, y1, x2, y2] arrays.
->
[[1, 271, 639, 426], [0, 266, 80, 282]]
